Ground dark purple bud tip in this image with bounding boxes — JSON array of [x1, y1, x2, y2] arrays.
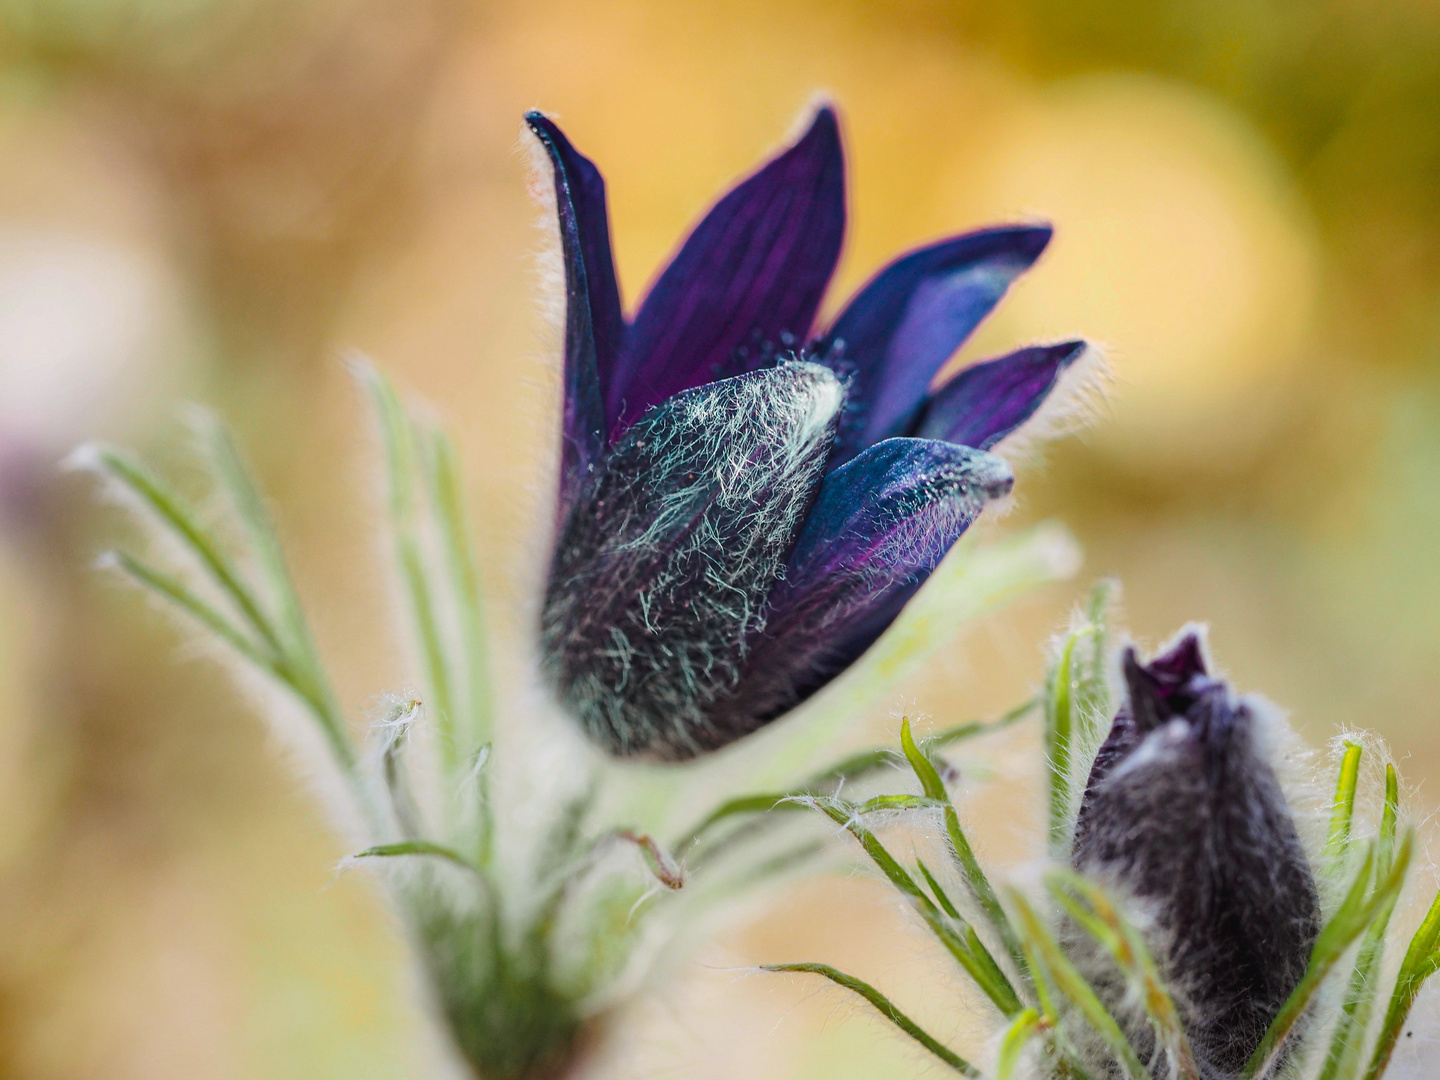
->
[[1071, 632, 1320, 1078]]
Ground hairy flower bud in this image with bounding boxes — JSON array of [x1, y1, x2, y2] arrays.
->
[[1072, 632, 1321, 1078]]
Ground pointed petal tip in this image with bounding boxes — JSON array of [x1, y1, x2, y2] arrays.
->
[[805, 102, 840, 138], [1149, 628, 1209, 682], [1122, 630, 1213, 732], [524, 110, 558, 140], [995, 222, 1053, 267]]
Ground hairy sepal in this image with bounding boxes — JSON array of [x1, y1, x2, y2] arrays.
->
[[541, 361, 844, 759]]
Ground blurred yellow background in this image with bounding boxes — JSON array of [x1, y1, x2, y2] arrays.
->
[[2, 0, 1439, 1076]]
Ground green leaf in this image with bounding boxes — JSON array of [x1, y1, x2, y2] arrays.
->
[[1246, 831, 1414, 1080], [1006, 886, 1148, 1080], [1042, 581, 1116, 855], [1325, 741, 1364, 865], [94, 442, 355, 771], [94, 445, 285, 657], [1319, 764, 1401, 1080], [898, 716, 1031, 983], [361, 366, 459, 773], [353, 840, 481, 873], [762, 962, 980, 1077], [106, 549, 280, 678], [418, 424, 494, 760], [998, 1007, 1042, 1080], [917, 858, 962, 920], [679, 700, 1039, 850], [1364, 826, 1440, 1080], [900, 716, 948, 800], [1047, 870, 1199, 1080], [1044, 626, 1095, 854], [805, 797, 1022, 1016]]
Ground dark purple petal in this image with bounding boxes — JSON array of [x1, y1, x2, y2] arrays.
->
[[606, 107, 845, 436], [914, 341, 1086, 450], [541, 362, 843, 759], [715, 438, 1013, 723], [816, 225, 1052, 468], [526, 113, 626, 514], [1071, 639, 1319, 1078]]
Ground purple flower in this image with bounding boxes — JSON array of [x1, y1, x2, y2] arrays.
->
[[1072, 632, 1320, 1078], [529, 106, 1089, 759]]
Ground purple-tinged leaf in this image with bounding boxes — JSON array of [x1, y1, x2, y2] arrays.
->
[[915, 341, 1086, 450], [816, 225, 1052, 467], [607, 107, 845, 436], [526, 113, 626, 515]]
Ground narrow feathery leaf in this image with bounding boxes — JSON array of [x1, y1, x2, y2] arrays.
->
[[1047, 870, 1201, 1080], [1325, 741, 1365, 866], [202, 416, 342, 726], [1363, 829, 1440, 1080], [362, 365, 459, 770], [93, 443, 354, 768], [997, 1007, 1043, 1080], [1045, 625, 1095, 854], [804, 795, 1023, 1015], [1007, 886, 1149, 1080], [1246, 832, 1414, 1080], [900, 717, 1028, 981], [92, 445, 285, 656], [419, 424, 495, 761], [762, 962, 980, 1076], [105, 549, 281, 679], [353, 840, 483, 874], [1319, 764, 1401, 1080]]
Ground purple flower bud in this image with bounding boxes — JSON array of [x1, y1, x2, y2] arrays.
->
[[529, 107, 1089, 759], [1072, 632, 1321, 1077]]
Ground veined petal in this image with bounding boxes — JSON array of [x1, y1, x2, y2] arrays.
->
[[607, 107, 845, 436], [719, 438, 1013, 723], [526, 113, 626, 514], [914, 341, 1086, 450], [817, 225, 1052, 467], [541, 362, 843, 759]]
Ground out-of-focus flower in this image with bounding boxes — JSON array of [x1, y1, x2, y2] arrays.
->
[[530, 107, 1097, 759], [1071, 631, 1321, 1077]]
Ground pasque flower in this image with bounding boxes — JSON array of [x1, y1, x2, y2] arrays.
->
[[529, 106, 1094, 759], [1071, 632, 1322, 1079]]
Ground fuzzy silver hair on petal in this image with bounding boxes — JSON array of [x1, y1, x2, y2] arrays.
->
[[541, 362, 845, 758], [1070, 633, 1322, 1079]]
